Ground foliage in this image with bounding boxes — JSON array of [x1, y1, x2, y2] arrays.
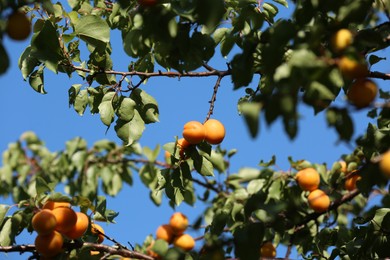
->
[[0, 0, 390, 259]]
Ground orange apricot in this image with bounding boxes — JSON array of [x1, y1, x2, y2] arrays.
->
[[344, 172, 361, 191], [52, 207, 78, 233], [260, 241, 276, 258], [32, 209, 57, 235], [339, 161, 347, 173], [91, 223, 105, 243], [35, 231, 64, 257], [173, 233, 195, 251], [183, 121, 206, 144], [307, 189, 330, 213], [347, 79, 378, 108], [379, 150, 390, 178], [169, 212, 189, 235], [6, 11, 31, 41], [295, 168, 320, 191], [156, 224, 174, 244], [331, 29, 353, 53], [42, 201, 71, 210], [203, 119, 226, 145], [338, 56, 368, 79], [64, 212, 89, 239]]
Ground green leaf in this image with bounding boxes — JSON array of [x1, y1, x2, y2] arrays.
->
[[369, 55, 386, 66], [152, 239, 169, 256], [130, 88, 159, 123], [192, 150, 214, 177], [18, 46, 40, 79], [0, 205, 10, 227], [114, 110, 145, 145], [74, 89, 89, 115], [262, 3, 278, 22], [68, 84, 82, 107], [75, 15, 110, 45], [238, 101, 262, 138], [98, 101, 115, 126], [35, 176, 53, 194], [116, 97, 136, 122], [231, 52, 254, 89], [29, 67, 46, 94], [0, 217, 13, 246], [31, 20, 64, 72]]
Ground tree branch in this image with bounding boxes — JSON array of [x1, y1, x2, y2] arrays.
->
[[369, 71, 390, 80]]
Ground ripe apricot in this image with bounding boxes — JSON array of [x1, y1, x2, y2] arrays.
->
[[32, 209, 57, 235], [6, 11, 31, 41], [295, 168, 320, 191], [183, 121, 206, 144], [338, 56, 368, 79], [379, 150, 390, 178], [331, 29, 353, 53], [344, 172, 361, 191], [42, 201, 71, 210], [64, 212, 89, 239], [169, 212, 189, 235], [260, 241, 276, 258], [91, 223, 105, 243], [173, 233, 195, 251], [177, 138, 191, 159], [203, 119, 226, 145], [35, 231, 63, 257], [347, 79, 378, 108], [307, 189, 330, 213], [52, 207, 78, 233], [156, 224, 174, 243]]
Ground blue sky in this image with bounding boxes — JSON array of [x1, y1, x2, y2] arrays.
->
[[0, 2, 389, 259]]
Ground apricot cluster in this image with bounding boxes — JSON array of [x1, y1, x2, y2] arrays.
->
[[32, 201, 90, 257], [295, 168, 330, 213], [331, 29, 378, 108], [173, 119, 225, 159], [149, 212, 195, 257]]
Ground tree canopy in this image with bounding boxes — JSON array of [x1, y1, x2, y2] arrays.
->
[[0, 0, 390, 259]]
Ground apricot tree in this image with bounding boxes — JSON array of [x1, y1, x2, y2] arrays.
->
[[0, 0, 390, 259]]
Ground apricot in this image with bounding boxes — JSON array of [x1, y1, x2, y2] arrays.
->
[[183, 121, 206, 144], [307, 189, 330, 213], [260, 241, 276, 258], [35, 231, 63, 257], [347, 79, 378, 108], [64, 212, 89, 239], [338, 56, 368, 79], [6, 11, 31, 41], [156, 224, 174, 243], [203, 119, 226, 145], [295, 168, 320, 191], [331, 29, 353, 53], [344, 172, 361, 191], [42, 201, 71, 210], [177, 138, 191, 159], [173, 234, 195, 251], [91, 223, 105, 243], [379, 150, 390, 178], [32, 209, 57, 235], [52, 207, 78, 233], [169, 212, 189, 235]]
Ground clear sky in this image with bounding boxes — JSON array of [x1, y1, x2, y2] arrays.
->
[[0, 2, 389, 259]]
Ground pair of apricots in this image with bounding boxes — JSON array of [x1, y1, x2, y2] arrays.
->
[[149, 212, 195, 257], [331, 28, 378, 109], [32, 200, 104, 257]]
